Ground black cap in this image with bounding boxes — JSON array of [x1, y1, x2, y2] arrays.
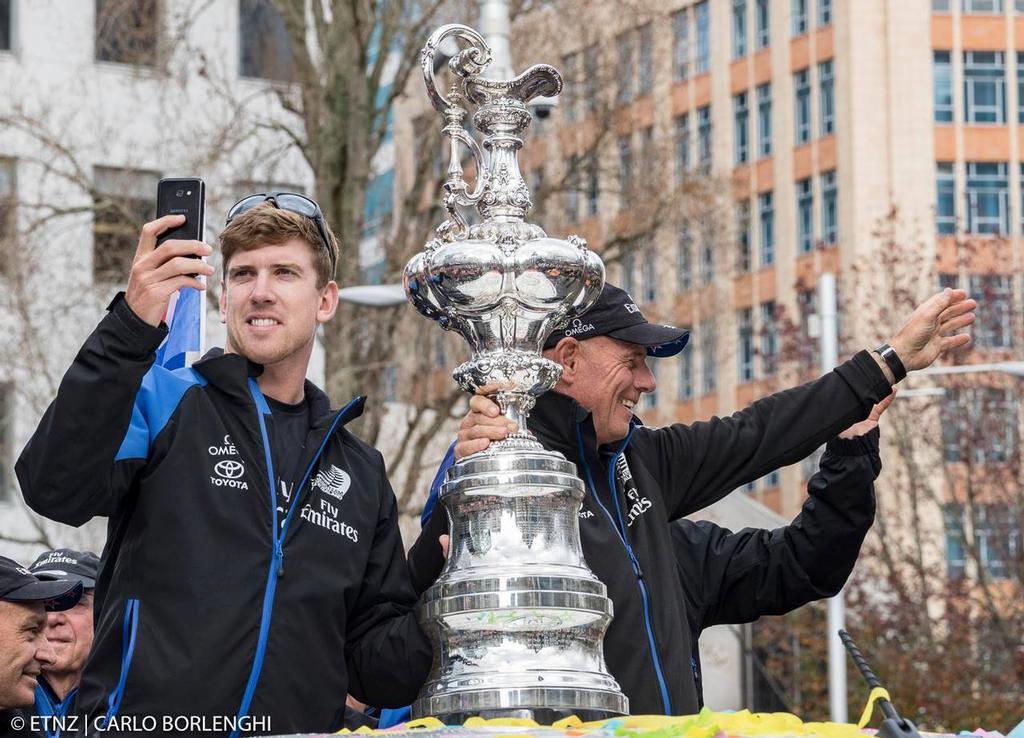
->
[[544, 283, 690, 358], [0, 556, 82, 612], [29, 549, 99, 590]]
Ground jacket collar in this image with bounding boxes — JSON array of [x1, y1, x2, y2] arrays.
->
[[192, 347, 365, 427], [529, 390, 638, 458]]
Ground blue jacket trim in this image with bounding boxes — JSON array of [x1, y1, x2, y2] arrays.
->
[[421, 441, 456, 527], [379, 707, 412, 729], [101, 598, 140, 728], [115, 367, 206, 461], [34, 682, 75, 738]]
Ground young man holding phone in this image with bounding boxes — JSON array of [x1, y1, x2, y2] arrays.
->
[[17, 193, 430, 735]]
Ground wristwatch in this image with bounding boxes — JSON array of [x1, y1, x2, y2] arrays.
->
[[873, 343, 907, 383]]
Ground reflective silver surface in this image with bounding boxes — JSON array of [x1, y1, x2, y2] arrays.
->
[[406, 24, 625, 723]]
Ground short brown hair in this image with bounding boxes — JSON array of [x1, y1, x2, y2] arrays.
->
[[219, 202, 338, 288]]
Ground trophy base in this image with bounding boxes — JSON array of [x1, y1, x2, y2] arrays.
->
[[413, 685, 628, 725]]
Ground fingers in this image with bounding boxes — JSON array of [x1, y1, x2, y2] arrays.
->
[[937, 297, 976, 323], [151, 255, 215, 283], [135, 215, 185, 258], [939, 333, 971, 353], [468, 394, 502, 418], [875, 391, 896, 415], [439, 534, 450, 559], [454, 437, 492, 459], [939, 312, 976, 335]]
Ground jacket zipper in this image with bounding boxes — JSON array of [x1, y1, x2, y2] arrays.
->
[[575, 424, 673, 715], [231, 380, 357, 738]]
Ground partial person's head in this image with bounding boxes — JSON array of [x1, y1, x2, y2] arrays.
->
[[542, 284, 689, 445], [0, 556, 81, 709], [29, 549, 99, 693], [219, 194, 340, 368]]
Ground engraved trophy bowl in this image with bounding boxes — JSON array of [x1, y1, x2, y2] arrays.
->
[[404, 23, 627, 723]]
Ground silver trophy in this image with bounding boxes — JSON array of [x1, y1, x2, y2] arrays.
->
[[404, 25, 627, 722]]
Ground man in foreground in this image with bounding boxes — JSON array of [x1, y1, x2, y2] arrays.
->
[[17, 195, 429, 734], [27, 549, 98, 736], [410, 283, 975, 715], [0, 556, 80, 736]]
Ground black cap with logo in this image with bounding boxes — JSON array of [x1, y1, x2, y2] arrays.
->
[[29, 549, 100, 590], [543, 283, 690, 358], [0, 555, 82, 612]]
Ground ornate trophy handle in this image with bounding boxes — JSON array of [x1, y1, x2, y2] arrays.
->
[[422, 24, 493, 241]]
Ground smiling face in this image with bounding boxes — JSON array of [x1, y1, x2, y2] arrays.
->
[[42, 590, 93, 684], [220, 238, 338, 371], [0, 600, 55, 709], [556, 336, 656, 445]]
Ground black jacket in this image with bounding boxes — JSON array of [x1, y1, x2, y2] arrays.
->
[[16, 298, 430, 735], [409, 350, 891, 716], [677, 428, 881, 701]]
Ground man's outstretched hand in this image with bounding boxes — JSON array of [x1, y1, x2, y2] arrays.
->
[[888, 288, 976, 374], [454, 387, 517, 460]]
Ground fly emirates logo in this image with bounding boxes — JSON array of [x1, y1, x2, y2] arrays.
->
[[208, 434, 249, 490]]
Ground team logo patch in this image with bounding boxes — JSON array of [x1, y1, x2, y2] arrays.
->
[[311, 465, 351, 501]]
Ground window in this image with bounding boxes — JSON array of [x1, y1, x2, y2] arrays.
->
[[738, 308, 754, 382], [638, 25, 654, 95], [678, 346, 694, 400], [0, 159, 14, 246], [700, 219, 715, 285], [962, 0, 1003, 11], [937, 162, 956, 234], [618, 134, 633, 201], [584, 46, 599, 114], [0, 0, 11, 51], [759, 191, 774, 266], [701, 319, 717, 394], [756, 0, 770, 49], [942, 388, 1020, 463], [697, 105, 713, 172], [934, 0, 952, 9], [95, 0, 158, 65], [973, 505, 1021, 579], [963, 51, 1006, 124], [734, 92, 750, 165], [675, 114, 692, 184], [819, 59, 834, 135], [794, 69, 811, 144], [562, 53, 578, 123], [733, 0, 748, 59], [586, 153, 599, 217], [645, 362, 659, 410], [970, 274, 1013, 348], [696, 1, 710, 74], [639, 126, 655, 174], [797, 289, 819, 367], [944, 504, 967, 580], [757, 83, 772, 157], [760, 300, 778, 374], [965, 161, 1008, 234], [934, 52, 953, 123], [736, 200, 752, 272], [93, 166, 160, 283], [821, 170, 838, 244], [363, 169, 394, 241], [818, 0, 832, 25], [764, 469, 781, 487], [1018, 52, 1024, 123], [642, 248, 657, 302], [565, 159, 579, 223], [621, 251, 636, 295], [677, 225, 693, 292], [673, 8, 691, 82], [616, 31, 635, 105], [797, 178, 813, 253], [240, 0, 294, 81], [792, 0, 807, 36]]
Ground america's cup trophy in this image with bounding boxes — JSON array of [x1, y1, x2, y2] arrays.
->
[[404, 25, 627, 723]]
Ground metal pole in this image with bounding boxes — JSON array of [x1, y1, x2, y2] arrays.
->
[[818, 273, 847, 723], [478, 0, 513, 79]]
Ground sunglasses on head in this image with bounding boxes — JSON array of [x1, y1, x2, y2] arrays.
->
[[225, 192, 337, 278]]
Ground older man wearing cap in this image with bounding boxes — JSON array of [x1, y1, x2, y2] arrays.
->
[[409, 282, 976, 716], [0, 556, 80, 735], [27, 549, 98, 736]]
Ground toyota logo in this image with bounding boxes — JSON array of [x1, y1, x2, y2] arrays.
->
[[214, 460, 245, 479]]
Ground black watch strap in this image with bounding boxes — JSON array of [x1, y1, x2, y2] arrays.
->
[[873, 343, 907, 383]]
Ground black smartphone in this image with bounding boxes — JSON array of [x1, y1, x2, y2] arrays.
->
[[156, 178, 206, 246]]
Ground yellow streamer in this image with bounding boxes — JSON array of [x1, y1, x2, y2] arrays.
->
[[857, 686, 893, 729]]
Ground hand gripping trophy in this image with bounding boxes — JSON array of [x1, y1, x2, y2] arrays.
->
[[404, 25, 628, 723]]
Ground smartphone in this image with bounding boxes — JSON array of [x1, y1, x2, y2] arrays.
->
[[156, 178, 205, 246]]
